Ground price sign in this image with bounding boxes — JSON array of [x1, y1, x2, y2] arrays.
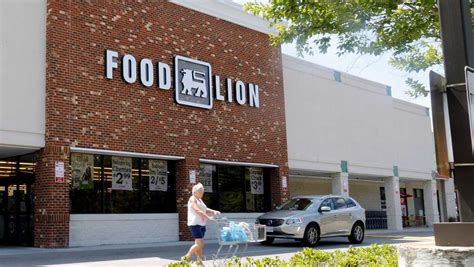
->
[[250, 168, 264, 195], [200, 164, 213, 192], [112, 157, 132, 191], [149, 160, 168, 191]]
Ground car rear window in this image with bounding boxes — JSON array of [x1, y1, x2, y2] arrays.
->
[[346, 198, 357, 208], [335, 198, 348, 209], [278, 198, 312, 211]]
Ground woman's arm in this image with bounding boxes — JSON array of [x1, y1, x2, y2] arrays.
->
[[190, 197, 209, 220], [206, 208, 220, 215]]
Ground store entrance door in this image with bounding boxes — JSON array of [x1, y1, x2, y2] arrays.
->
[[0, 174, 34, 246], [413, 188, 426, 226]]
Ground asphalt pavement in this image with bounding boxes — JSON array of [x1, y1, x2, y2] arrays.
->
[[0, 229, 434, 267]]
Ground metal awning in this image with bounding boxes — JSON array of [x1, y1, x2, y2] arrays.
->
[[199, 158, 278, 168], [70, 147, 185, 161]]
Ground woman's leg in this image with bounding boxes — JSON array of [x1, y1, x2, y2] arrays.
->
[[185, 240, 199, 259], [195, 238, 204, 260]]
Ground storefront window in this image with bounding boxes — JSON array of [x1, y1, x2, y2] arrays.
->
[[103, 156, 140, 213], [141, 159, 176, 213], [200, 164, 217, 210], [200, 164, 270, 212], [218, 165, 245, 212], [70, 154, 102, 213], [245, 167, 267, 212], [70, 153, 176, 214]]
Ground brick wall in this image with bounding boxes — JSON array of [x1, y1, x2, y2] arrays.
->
[[40, 0, 288, 247]]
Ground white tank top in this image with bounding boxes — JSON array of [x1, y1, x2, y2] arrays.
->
[[187, 197, 208, 226]]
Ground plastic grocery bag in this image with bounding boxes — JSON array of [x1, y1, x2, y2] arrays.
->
[[220, 222, 248, 242]]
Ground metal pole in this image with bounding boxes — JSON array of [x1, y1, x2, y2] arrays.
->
[[438, 0, 474, 221]]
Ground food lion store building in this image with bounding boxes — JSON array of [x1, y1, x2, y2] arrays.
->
[[0, 0, 456, 248], [1, 0, 289, 248]]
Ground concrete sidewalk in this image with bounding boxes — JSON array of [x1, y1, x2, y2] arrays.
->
[[0, 229, 434, 267], [366, 227, 433, 236], [0, 240, 206, 256], [0, 227, 433, 257]]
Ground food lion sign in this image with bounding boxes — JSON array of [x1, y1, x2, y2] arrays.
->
[[105, 49, 260, 109]]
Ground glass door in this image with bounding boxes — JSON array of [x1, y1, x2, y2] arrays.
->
[[0, 181, 34, 246], [413, 188, 426, 226], [0, 185, 6, 241]]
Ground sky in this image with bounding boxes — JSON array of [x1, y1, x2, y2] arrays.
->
[[234, 0, 444, 109]]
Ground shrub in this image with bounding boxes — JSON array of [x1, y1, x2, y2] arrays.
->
[[168, 244, 398, 267]]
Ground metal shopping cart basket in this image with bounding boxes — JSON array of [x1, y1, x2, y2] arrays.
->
[[212, 216, 266, 261]]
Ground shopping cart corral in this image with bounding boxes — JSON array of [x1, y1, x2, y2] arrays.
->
[[212, 217, 266, 260]]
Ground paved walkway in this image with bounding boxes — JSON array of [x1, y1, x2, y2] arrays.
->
[[0, 228, 434, 267]]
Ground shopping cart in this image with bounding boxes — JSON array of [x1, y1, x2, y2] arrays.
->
[[212, 216, 266, 261]]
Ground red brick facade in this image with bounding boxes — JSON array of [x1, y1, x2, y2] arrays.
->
[[34, 145, 70, 248], [38, 0, 288, 247]]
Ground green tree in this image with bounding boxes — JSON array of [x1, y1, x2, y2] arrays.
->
[[245, 0, 474, 98]]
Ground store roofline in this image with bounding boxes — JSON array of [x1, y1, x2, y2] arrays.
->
[[169, 0, 278, 35], [282, 54, 430, 115]]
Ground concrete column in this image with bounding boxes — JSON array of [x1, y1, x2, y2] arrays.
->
[[332, 172, 349, 197], [384, 176, 403, 230], [444, 178, 458, 220], [423, 180, 440, 226]]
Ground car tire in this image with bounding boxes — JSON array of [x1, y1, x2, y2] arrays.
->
[[302, 224, 319, 247], [260, 237, 274, 245], [348, 222, 365, 244]]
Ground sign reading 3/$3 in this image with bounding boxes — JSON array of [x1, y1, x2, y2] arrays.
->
[[105, 49, 260, 109]]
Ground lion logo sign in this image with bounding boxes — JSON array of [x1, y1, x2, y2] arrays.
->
[[180, 69, 207, 98], [175, 55, 213, 109]]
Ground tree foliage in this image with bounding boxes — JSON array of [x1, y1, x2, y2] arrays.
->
[[245, 0, 474, 98]]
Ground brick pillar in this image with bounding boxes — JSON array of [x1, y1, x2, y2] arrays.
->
[[270, 166, 289, 209], [175, 157, 200, 241], [34, 145, 70, 248]]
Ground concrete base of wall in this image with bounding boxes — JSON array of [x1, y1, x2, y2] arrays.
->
[[398, 246, 474, 267], [434, 223, 474, 246], [69, 214, 179, 247]]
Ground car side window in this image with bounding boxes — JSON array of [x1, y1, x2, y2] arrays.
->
[[320, 198, 335, 210], [346, 198, 357, 208], [335, 198, 348, 210]]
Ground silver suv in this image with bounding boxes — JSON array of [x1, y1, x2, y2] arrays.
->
[[256, 195, 366, 246]]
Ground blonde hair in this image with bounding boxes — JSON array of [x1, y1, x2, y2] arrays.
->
[[192, 183, 204, 194]]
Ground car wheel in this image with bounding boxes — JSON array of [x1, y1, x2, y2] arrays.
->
[[260, 237, 274, 245], [348, 222, 365, 244], [302, 224, 319, 247]]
